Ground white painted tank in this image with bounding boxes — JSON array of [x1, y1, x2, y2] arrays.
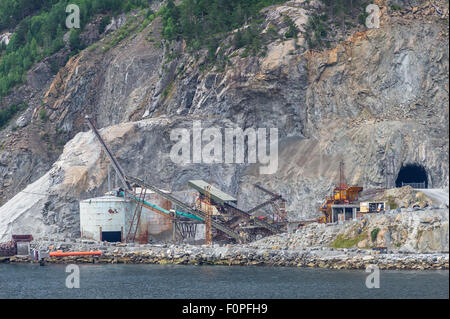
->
[[80, 196, 135, 242]]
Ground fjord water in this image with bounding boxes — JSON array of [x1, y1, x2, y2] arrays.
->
[[0, 264, 448, 299]]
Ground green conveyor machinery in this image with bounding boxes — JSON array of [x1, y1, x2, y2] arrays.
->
[[119, 191, 203, 222]]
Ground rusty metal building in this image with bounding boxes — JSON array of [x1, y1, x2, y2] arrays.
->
[[135, 189, 174, 243]]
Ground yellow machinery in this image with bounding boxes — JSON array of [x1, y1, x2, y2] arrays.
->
[[318, 185, 363, 223], [318, 161, 363, 223]]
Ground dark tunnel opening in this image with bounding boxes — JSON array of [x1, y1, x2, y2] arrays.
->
[[101, 231, 122, 243], [395, 164, 428, 188]]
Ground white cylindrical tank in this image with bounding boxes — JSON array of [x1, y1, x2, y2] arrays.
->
[[80, 196, 135, 242]]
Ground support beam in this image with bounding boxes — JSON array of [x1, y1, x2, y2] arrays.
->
[[125, 176, 245, 242], [85, 115, 132, 191], [247, 195, 281, 214], [172, 210, 177, 243], [224, 202, 280, 234]]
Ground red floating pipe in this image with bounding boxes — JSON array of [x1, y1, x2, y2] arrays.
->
[[49, 251, 102, 257]]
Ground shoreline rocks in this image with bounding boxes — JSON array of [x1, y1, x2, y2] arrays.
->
[[3, 208, 448, 271], [4, 241, 448, 270]]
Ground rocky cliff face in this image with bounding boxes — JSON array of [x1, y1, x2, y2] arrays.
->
[[0, 0, 448, 240]]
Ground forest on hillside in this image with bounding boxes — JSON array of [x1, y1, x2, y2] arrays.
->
[[0, 0, 148, 98], [160, 0, 369, 64], [0, 0, 371, 129]]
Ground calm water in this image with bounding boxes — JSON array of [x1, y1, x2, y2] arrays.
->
[[0, 264, 448, 299]]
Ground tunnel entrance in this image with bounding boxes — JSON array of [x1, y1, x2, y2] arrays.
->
[[395, 164, 428, 188], [101, 231, 122, 243]]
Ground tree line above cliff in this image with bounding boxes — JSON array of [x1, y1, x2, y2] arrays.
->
[[160, 0, 370, 63], [0, 0, 148, 99]]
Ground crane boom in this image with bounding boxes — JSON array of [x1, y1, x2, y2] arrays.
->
[[85, 116, 246, 243], [85, 115, 132, 191]]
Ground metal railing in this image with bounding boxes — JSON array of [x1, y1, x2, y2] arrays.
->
[[402, 182, 426, 189]]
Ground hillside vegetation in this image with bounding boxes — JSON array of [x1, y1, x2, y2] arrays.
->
[[0, 0, 448, 240], [0, 0, 148, 98], [0, 0, 373, 104], [160, 0, 374, 65]]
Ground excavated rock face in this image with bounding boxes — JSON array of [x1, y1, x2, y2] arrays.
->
[[346, 208, 449, 253], [304, 20, 448, 185], [0, 1, 448, 239], [373, 186, 432, 208], [0, 11, 164, 203], [223, 10, 449, 217], [250, 208, 449, 253], [0, 117, 243, 241]]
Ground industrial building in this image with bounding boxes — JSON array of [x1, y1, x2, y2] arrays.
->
[[78, 179, 286, 244], [0, 235, 33, 257], [318, 162, 387, 224], [330, 201, 387, 224], [80, 190, 181, 243], [80, 117, 387, 245], [331, 204, 359, 224], [80, 195, 133, 242], [76, 116, 291, 245]]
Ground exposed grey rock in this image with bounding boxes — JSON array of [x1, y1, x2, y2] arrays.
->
[[104, 14, 128, 34], [0, 2, 448, 239], [0, 32, 11, 46], [249, 208, 449, 253]]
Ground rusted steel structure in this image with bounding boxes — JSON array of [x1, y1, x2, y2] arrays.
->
[[190, 181, 287, 242], [176, 221, 198, 240], [80, 196, 133, 242], [0, 241, 16, 257], [85, 116, 206, 243], [318, 161, 363, 223], [126, 187, 147, 242], [128, 176, 244, 243], [85, 116, 288, 244], [203, 185, 213, 245], [252, 184, 287, 224], [0, 235, 33, 257]]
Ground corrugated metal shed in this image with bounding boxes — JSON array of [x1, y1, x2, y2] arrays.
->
[[188, 180, 237, 204]]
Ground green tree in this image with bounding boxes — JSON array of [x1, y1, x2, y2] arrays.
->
[[69, 29, 81, 51]]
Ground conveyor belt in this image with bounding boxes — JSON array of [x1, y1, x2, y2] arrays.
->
[[85, 116, 244, 243], [247, 196, 281, 214], [121, 191, 203, 221], [223, 202, 280, 234], [125, 176, 245, 242]]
